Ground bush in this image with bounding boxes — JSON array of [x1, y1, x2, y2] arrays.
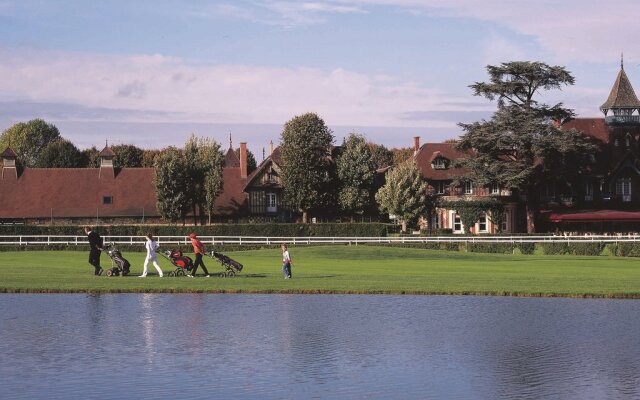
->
[[468, 243, 514, 254], [567, 242, 605, 256], [517, 242, 536, 255], [541, 242, 569, 255], [615, 242, 640, 257], [0, 223, 392, 238]]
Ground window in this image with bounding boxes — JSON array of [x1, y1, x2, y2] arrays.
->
[[266, 172, 275, 183], [585, 181, 593, 201], [626, 135, 631, 147], [616, 178, 632, 202], [266, 192, 277, 212], [478, 214, 488, 233], [490, 183, 500, 195], [103, 196, 113, 205], [463, 181, 473, 195], [436, 181, 445, 195], [614, 138, 620, 147], [501, 211, 509, 232], [453, 213, 463, 233], [433, 157, 447, 169]]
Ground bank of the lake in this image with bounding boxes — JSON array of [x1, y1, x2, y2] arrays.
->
[[1, 245, 639, 297]]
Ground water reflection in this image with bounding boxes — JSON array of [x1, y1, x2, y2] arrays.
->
[[1, 295, 639, 399]]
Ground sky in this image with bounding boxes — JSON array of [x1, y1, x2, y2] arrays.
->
[[0, 0, 639, 158]]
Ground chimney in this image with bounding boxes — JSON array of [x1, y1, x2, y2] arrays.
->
[[1, 147, 18, 180], [269, 140, 274, 156], [240, 142, 247, 179], [413, 136, 420, 155]]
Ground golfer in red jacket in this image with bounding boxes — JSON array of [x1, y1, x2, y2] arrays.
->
[[188, 233, 210, 278]]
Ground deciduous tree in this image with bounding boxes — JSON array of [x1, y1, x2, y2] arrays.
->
[[154, 147, 190, 223], [337, 133, 375, 220], [35, 139, 84, 168], [375, 161, 427, 232], [111, 144, 144, 168], [0, 119, 61, 167], [280, 113, 335, 223]]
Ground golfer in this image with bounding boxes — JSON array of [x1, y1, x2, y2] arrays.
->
[[140, 234, 163, 277], [188, 233, 210, 277], [84, 226, 103, 275]]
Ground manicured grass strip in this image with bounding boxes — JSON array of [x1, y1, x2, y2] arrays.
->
[[0, 246, 639, 297]]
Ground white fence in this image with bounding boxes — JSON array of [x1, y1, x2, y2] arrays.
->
[[1, 234, 640, 246]]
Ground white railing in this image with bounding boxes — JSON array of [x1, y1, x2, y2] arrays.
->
[[1, 234, 640, 246]]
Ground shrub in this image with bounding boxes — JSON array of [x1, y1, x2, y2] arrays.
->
[[567, 242, 605, 256], [468, 243, 514, 254], [541, 242, 569, 255], [616, 242, 640, 257], [517, 242, 536, 255]]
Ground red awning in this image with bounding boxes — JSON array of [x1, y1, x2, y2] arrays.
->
[[548, 210, 640, 223]]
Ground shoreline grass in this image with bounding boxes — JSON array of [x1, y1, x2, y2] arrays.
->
[[1, 245, 639, 298]]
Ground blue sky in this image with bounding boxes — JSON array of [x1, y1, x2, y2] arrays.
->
[[0, 0, 638, 156]]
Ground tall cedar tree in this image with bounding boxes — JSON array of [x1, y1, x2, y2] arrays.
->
[[154, 147, 190, 223], [0, 119, 61, 167], [375, 161, 427, 232], [280, 113, 335, 223], [337, 133, 375, 220], [456, 61, 596, 233], [184, 135, 224, 225]]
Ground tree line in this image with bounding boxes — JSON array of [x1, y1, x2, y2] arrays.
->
[[0, 61, 595, 233]]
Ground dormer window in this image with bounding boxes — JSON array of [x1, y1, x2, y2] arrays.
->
[[432, 156, 447, 169]]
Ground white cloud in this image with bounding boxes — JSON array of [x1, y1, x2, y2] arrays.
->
[[0, 47, 480, 128], [224, 0, 640, 63]]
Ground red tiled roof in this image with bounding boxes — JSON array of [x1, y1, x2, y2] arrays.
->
[[415, 143, 469, 180], [214, 166, 247, 216], [224, 148, 240, 168], [1, 147, 17, 158], [0, 168, 158, 218], [562, 118, 610, 143]]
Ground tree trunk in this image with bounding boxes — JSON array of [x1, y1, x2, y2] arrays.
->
[[525, 187, 538, 233], [302, 211, 308, 224], [401, 220, 407, 233]]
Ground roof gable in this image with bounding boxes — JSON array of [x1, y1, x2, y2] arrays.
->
[[224, 148, 240, 168], [601, 67, 640, 112]]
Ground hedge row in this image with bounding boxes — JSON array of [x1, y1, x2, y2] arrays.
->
[[0, 223, 391, 237], [541, 242, 607, 256]]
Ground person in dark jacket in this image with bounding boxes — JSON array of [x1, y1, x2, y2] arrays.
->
[[84, 226, 104, 275]]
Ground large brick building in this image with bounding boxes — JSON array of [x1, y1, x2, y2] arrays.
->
[[417, 62, 640, 233]]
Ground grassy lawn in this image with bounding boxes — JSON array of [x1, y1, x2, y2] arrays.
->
[[0, 245, 639, 297]]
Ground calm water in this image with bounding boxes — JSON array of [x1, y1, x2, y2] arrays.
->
[[1, 294, 639, 400]]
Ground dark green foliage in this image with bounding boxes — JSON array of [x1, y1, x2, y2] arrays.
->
[[142, 149, 162, 167], [81, 146, 100, 168], [614, 243, 640, 257], [235, 147, 257, 174], [541, 242, 570, 255], [111, 144, 144, 168], [368, 143, 393, 169], [567, 242, 605, 256], [0, 119, 62, 167], [154, 147, 190, 222], [0, 223, 392, 238], [468, 243, 514, 254], [35, 139, 84, 168], [440, 199, 505, 232], [280, 113, 336, 222], [517, 242, 536, 255], [337, 133, 376, 218], [456, 61, 596, 233]]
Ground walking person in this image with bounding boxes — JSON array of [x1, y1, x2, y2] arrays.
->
[[188, 233, 210, 277], [84, 226, 104, 275], [282, 243, 292, 279], [140, 234, 163, 277]]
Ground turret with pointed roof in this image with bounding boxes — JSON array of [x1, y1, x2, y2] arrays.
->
[[601, 56, 640, 124]]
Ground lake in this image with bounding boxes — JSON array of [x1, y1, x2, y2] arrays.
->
[[1, 294, 639, 399]]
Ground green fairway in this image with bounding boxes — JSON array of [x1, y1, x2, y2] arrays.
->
[[1, 245, 639, 297]]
